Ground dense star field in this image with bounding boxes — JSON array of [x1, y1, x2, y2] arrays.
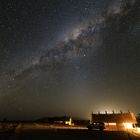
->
[[0, 0, 140, 120]]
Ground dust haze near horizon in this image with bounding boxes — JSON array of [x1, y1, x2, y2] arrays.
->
[[0, 0, 140, 120]]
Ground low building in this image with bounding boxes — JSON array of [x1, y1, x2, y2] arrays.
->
[[37, 116, 74, 125], [48, 116, 73, 125], [91, 111, 137, 130]]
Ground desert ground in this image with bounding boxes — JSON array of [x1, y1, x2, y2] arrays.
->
[[0, 123, 140, 140]]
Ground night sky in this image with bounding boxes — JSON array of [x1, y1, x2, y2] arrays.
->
[[0, 0, 140, 120]]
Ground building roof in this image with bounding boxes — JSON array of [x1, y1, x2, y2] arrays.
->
[[92, 112, 137, 123]]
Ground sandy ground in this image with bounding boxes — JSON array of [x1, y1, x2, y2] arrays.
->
[[0, 123, 140, 140]]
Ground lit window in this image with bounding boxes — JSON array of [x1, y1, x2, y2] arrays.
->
[[137, 127, 140, 132], [123, 123, 133, 129], [109, 123, 116, 126]]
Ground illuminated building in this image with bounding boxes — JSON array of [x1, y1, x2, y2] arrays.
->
[[91, 111, 137, 130]]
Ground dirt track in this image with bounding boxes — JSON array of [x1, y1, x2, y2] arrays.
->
[[1, 127, 140, 140]]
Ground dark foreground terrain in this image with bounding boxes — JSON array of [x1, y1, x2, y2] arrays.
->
[[0, 128, 140, 140]]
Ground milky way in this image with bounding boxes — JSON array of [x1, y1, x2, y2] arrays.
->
[[0, 0, 139, 120]]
